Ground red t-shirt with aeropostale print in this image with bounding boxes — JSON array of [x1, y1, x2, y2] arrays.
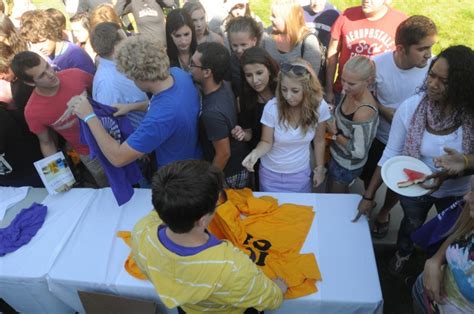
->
[[25, 68, 92, 155], [330, 6, 406, 93]]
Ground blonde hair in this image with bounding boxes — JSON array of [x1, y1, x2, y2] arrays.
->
[[276, 58, 323, 135], [272, 0, 310, 49], [115, 35, 170, 82], [449, 198, 474, 242], [90, 4, 122, 30], [343, 55, 376, 81]]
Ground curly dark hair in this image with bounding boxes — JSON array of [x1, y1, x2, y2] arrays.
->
[[419, 45, 474, 118], [20, 9, 64, 42]]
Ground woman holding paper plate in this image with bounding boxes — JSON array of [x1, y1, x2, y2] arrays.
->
[[357, 45, 474, 275]]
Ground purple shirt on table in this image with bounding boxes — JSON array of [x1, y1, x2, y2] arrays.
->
[[0, 202, 47, 256]]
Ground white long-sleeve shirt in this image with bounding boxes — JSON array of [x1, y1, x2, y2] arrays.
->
[[378, 94, 471, 198]]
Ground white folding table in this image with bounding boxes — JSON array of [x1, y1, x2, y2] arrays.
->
[[47, 188, 382, 313]]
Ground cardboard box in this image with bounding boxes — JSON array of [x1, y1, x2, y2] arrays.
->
[[79, 291, 160, 314]]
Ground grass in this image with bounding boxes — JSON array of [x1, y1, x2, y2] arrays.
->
[[250, 0, 474, 54]]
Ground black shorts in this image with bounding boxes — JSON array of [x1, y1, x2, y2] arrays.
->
[[359, 138, 386, 182]]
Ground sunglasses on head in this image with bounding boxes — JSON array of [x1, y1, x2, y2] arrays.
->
[[280, 63, 310, 76], [233, 3, 246, 10]]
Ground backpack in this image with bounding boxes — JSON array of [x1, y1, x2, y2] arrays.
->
[[301, 32, 327, 86]]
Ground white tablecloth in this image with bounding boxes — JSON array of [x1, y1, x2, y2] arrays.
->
[[47, 189, 173, 313], [262, 193, 382, 313], [0, 188, 97, 313], [0, 186, 29, 220], [47, 188, 382, 313]]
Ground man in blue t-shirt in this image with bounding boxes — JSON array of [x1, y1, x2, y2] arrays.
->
[[71, 36, 202, 169]]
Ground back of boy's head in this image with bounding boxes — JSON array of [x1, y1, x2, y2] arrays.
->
[[151, 160, 224, 234], [91, 22, 121, 57]]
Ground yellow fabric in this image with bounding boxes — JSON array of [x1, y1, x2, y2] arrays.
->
[[127, 13, 138, 33], [117, 231, 147, 280], [131, 211, 283, 313], [208, 188, 322, 299]]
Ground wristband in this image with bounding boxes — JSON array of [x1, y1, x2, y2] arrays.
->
[[313, 165, 327, 174], [362, 195, 374, 201], [462, 154, 469, 169], [83, 113, 97, 123]]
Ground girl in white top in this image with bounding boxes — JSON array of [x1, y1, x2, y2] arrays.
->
[[242, 58, 330, 192]]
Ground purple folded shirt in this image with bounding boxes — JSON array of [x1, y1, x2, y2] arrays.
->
[[411, 200, 463, 257], [0, 203, 47, 256]]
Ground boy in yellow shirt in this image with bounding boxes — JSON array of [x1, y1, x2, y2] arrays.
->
[[132, 160, 286, 313]]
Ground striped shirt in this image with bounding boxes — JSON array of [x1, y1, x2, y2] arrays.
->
[[131, 211, 283, 313]]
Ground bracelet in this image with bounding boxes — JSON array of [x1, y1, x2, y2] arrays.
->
[[83, 113, 97, 123], [313, 165, 327, 174], [362, 195, 374, 201], [462, 154, 469, 169]]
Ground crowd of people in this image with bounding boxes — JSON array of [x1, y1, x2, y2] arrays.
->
[[0, 0, 473, 313]]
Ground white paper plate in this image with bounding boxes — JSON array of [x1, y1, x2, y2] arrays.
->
[[381, 156, 432, 197]]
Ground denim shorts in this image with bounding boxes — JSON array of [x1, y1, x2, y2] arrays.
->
[[328, 158, 363, 186]]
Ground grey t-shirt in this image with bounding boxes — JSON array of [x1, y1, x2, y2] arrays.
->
[[199, 83, 249, 177], [261, 31, 322, 75], [77, 0, 112, 13], [115, 0, 173, 43]]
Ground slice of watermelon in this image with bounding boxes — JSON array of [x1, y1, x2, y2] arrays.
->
[[397, 168, 427, 188], [403, 168, 426, 181]]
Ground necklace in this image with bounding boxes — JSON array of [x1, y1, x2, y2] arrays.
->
[[178, 53, 191, 71], [257, 93, 272, 104]]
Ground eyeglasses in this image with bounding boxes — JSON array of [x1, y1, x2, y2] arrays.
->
[[280, 63, 310, 76], [189, 59, 206, 70]]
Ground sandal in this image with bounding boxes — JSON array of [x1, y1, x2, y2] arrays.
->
[[371, 214, 390, 239]]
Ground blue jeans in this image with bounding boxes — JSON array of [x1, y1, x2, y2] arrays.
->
[[328, 158, 363, 186], [397, 194, 463, 255]]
